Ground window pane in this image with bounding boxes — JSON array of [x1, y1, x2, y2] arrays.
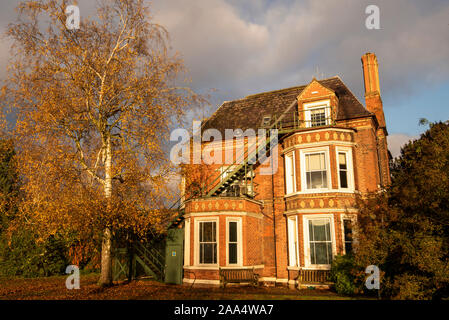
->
[[345, 242, 353, 254], [201, 222, 213, 242], [200, 243, 216, 264], [229, 243, 237, 264], [229, 222, 237, 242], [338, 153, 348, 188], [305, 153, 327, 189], [309, 219, 330, 241], [313, 243, 326, 264], [199, 222, 217, 264], [338, 153, 347, 169], [308, 171, 327, 189], [285, 154, 294, 194], [307, 153, 322, 171], [310, 108, 326, 127], [309, 219, 332, 265], [343, 219, 353, 254], [339, 171, 348, 188]]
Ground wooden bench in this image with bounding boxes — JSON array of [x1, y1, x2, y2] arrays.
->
[[219, 267, 259, 288], [295, 269, 331, 288]]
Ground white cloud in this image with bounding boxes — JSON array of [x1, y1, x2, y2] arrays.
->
[[387, 133, 418, 159]]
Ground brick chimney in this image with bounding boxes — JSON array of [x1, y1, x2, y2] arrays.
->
[[361, 53, 386, 128], [362, 52, 390, 187]]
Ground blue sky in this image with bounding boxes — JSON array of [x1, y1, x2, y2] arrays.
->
[[1, 0, 448, 157]]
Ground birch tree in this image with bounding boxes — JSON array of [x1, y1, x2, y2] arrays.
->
[[1, 0, 200, 286]]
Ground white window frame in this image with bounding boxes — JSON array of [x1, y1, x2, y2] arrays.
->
[[284, 151, 296, 195], [335, 147, 355, 191], [304, 100, 331, 128], [341, 214, 357, 255], [287, 216, 300, 267], [225, 217, 243, 266], [299, 146, 332, 193], [303, 214, 337, 269], [194, 217, 219, 266], [184, 218, 191, 266]]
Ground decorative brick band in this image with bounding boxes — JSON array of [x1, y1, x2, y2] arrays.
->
[[285, 194, 357, 211], [284, 129, 354, 149], [184, 197, 262, 214]]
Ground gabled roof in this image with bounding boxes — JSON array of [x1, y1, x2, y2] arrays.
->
[[202, 76, 372, 134]]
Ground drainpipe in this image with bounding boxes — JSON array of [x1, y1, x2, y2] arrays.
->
[[271, 157, 278, 281]]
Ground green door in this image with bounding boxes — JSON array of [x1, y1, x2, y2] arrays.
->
[[164, 228, 184, 284]]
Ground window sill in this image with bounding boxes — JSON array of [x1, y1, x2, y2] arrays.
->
[[221, 265, 264, 270], [303, 265, 331, 270], [184, 265, 219, 270], [284, 189, 357, 198]]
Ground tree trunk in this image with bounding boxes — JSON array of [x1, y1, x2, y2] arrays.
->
[[99, 135, 113, 286], [99, 227, 113, 286]]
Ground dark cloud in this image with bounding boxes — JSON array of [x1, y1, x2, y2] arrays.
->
[[1, 0, 448, 125], [152, 0, 449, 113]]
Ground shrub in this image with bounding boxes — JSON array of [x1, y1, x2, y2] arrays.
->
[[330, 254, 361, 295], [0, 230, 69, 277]]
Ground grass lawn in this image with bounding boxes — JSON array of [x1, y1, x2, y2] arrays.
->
[[0, 274, 372, 300]]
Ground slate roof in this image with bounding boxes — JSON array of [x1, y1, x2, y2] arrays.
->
[[202, 76, 373, 134]]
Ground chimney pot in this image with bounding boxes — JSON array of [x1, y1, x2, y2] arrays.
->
[[361, 52, 385, 128], [362, 52, 381, 96]]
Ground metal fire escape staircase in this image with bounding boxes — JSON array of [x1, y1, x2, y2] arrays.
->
[[164, 100, 300, 230], [204, 100, 299, 198], [113, 100, 302, 282]]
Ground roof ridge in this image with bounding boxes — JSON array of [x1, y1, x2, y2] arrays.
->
[[243, 75, 341, 100], [243, 85, 305, 99]]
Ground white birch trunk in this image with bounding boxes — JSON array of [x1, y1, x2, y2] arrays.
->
[[100, 134, 113, 286]]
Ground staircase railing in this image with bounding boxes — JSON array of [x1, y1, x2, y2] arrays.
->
[[204, 100, 298, 198], [133, 242, 165, 280]]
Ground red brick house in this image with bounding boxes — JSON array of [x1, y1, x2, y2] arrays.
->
[[180, 53, 390, 287]]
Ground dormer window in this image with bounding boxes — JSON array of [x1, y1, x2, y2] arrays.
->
[[310, 107, 327, 127], [303, 100, 331, 128], [262, 116, 271, 128]]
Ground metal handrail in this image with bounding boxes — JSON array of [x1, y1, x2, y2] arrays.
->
[[134, 242, 165, 276]]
